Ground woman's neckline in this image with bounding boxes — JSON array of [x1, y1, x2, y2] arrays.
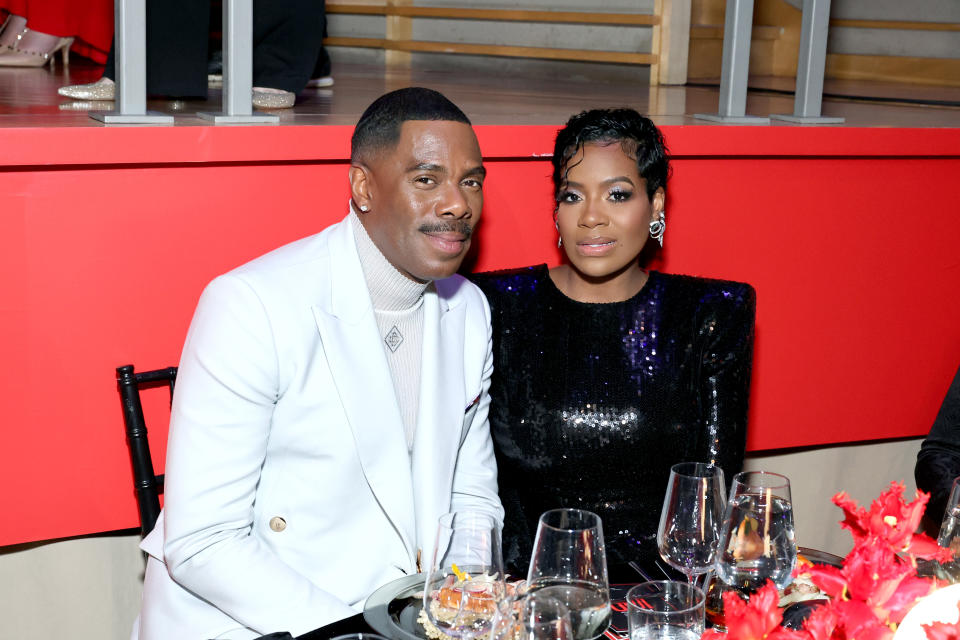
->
[[542, 264, 658, 306]]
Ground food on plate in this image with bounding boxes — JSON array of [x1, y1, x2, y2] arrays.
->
[[778, 574, 827, 606], [418, 569, 522, 640], [778, 554, 828, 607]]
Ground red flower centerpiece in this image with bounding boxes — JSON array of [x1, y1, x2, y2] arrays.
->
[[703, 482, 960, 640]]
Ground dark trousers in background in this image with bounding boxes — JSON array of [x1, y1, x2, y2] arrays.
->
[[103, 0, 325, 98]]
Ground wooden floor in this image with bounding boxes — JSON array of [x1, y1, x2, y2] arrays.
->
[[1, 59, 959, 128]]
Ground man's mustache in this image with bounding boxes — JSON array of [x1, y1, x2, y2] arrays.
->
[[419, 221, 474, 239]]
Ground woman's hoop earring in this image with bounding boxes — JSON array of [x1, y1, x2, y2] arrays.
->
[[649, 212, 666, 247], [555, 220, 562, 248]]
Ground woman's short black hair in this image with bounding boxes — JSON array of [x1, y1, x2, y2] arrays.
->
[[351, 87, 471, 164], [552, 108, 670, 201]]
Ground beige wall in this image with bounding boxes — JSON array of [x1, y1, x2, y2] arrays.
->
[[744, 438, 923, 557], [0, 438, 924, 640], [0, 532, 144, 640]]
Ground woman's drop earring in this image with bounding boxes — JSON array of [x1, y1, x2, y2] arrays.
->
[[555, 220, 562, 248], [649, 211, 665, 247]]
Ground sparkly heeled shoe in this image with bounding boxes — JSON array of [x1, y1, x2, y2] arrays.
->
[[252, 87, 295, 109], [0, 28, 73, 67], [58, 77, 115, 100]]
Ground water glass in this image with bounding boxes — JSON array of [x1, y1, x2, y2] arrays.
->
[[657, 463, 726, 585], [715, 471, 797, 591], [526, 509, 611, 640], [627, 581, 705, 640], [424, 511, 506, 639], [491, 592, 575, 640]]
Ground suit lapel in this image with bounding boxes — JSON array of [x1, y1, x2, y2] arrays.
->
[[311, 219, 417, 560], [412, 281, 467, 554]]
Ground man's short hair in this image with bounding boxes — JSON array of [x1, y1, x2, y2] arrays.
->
[[351, 87, 472, 164]]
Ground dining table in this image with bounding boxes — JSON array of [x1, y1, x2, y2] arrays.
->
[[273, 547, 844, 640]]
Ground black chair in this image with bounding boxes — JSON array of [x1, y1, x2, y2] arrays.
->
[[116, 364, 177, 537]]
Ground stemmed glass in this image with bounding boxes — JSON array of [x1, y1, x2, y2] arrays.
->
[[656, 462, 726, 587], [715, 471, 797, 592], [526, 508, 611, 640], [424, 511, 506, 639]]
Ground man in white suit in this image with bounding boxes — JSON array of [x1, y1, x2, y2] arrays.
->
[[133, 88, 503, 640]]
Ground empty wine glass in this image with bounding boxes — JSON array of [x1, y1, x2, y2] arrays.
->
[[424, 511, 506, 639], [657, 462, 726, 587], [492, 592, 575, 640], [526, 509, 611, 640], [715, 471, 797, 592]]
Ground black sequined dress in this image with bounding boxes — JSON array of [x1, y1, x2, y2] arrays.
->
[[471, 265, 756, 582]]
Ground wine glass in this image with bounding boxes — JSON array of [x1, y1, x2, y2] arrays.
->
[[715, 471, 797, 592], [657, 462, 726, 587], [526, 509, 611, 640], [492, 592, 575, 640], [424, 511, 506, 639]]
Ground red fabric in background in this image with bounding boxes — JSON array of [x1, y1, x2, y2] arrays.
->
[[1, 2, 112, 64]]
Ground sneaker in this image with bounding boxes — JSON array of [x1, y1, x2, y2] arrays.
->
[[306, 75, 334, 88]]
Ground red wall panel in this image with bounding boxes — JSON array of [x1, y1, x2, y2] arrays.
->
[[1, 125, 958, 545]]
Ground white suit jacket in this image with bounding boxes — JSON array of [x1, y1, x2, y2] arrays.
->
[[134, 214, 503, 640]]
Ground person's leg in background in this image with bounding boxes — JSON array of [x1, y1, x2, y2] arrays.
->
[[251, 0, 324, 107], [104, 0, 209, 97], [306, 3, 333, 88], [61, 0, 209, 100]]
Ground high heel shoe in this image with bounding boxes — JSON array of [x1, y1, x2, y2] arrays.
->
[[0, 28, 73, 67], [58, 77, 115, 100], [0, 14, 28, 52]]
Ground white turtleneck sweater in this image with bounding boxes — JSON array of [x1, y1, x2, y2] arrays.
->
[[351, 210, 429, 451]]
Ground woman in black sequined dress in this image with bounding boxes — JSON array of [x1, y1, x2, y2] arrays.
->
[[470, 109, 755, 582]]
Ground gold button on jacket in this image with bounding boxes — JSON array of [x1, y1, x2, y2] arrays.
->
[[269, 516, 287, 532]]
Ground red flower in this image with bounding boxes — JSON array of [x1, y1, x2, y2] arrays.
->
[[840, 543, 907, 605], [800, 604, 839, 640], [923, 602, 960, 640], [833, 483, 952, 561], [909, 534, 956, 564], [704, 485, 950, 640], [830, 600, 891, 640], [926, 623, 960, 640], [807, 533, 938, 624], [883, 575, 939, 624], [702, 582, 784, 640], [807, 565, 846, 600]]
